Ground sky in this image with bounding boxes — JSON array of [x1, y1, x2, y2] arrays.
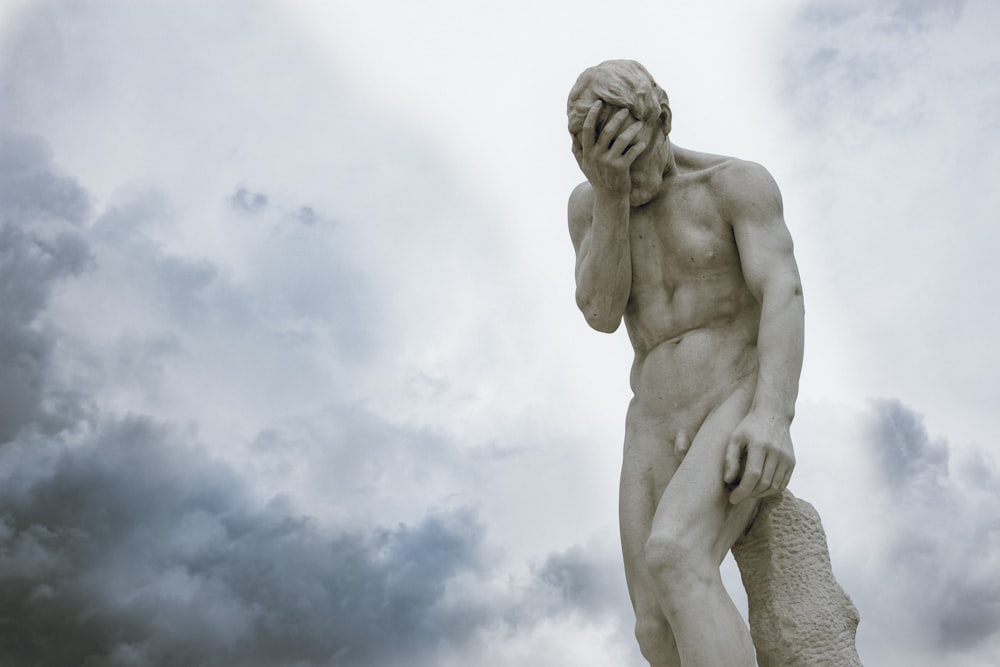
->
[[0, 0, 998, 665]]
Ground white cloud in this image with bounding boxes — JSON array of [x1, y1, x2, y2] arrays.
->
[[777, 0, 1000, 446]]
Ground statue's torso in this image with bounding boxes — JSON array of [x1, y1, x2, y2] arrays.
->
[[624, 153, 761, 427]]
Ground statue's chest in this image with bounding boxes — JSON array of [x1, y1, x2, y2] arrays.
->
[[628, 201, 737, 285]]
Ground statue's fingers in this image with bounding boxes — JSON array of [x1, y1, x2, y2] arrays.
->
[[600, 107, 632, 146], [777, 466, 793, 493], [621, 141, 648, 165], [731, 447, 764, 504], [753, 455, 779, 497], [581, 100, 602, 148], [723, 438, 744, 484], [613, 119, 644, 149]]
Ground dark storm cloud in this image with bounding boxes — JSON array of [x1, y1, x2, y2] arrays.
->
[[863, 399, 1000, 652], [0, 417, 492, 667], [0, 129, 619, 666], [0, 3, 637, 663], [0, 133, 93, 443], [0, 281, 610, 666], [0, 423, 628, 667], [0, 128, 491, 664]]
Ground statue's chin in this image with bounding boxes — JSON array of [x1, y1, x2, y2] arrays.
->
[[629, 176, 663, 207]]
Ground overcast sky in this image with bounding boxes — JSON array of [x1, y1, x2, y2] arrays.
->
[[1, 1, 998, 665]]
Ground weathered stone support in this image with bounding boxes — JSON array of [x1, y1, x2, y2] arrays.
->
[[732, 491, 863, 666]]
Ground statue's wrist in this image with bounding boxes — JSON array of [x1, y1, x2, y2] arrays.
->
[[749, 404, 795, 425], [592, 186, 630, 207]]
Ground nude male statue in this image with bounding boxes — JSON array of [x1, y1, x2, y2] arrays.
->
[[567, 60, 805, 666]]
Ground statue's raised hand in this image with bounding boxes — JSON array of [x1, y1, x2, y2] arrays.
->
[[572, 100, 647, 197]]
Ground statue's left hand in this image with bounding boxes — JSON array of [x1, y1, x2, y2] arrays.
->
[[724, 410, 795, 504]]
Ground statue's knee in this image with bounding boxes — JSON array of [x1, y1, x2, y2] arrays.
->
[[643, 529, 692, 580], [643, 529, 713, 594], [634, 615, 677, 665]]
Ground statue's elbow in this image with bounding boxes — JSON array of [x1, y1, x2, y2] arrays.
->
[[576, 289, 624, 333], [581, 305, 622, 333], [589, 315, 621, 333]]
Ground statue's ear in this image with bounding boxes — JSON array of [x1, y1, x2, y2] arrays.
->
[[660, 104, 672, 135]]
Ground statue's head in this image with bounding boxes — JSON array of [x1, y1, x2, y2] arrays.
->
[[567, 60, 671, 141], [567, 60, 673, 206]]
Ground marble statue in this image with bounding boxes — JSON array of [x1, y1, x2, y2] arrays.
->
[[567, 60, 860, 666]]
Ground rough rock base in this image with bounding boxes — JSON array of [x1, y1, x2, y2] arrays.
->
[[732, 491, 862, 666]]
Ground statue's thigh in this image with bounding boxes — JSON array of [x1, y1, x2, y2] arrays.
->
[[651, 380, 759, 565], [619, 427, 679, 589]]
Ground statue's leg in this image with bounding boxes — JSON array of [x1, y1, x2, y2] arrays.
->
[[732, 491, 863, 666], [620, 424, 682, 666], [642, 380, 760, 667]]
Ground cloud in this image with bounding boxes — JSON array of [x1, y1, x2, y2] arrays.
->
[[0, 133, 93, 443], [0, 25, 637, 664], [0, 134, 90, 225], [0, 192, 507, 660], [776, 0, 1000, 451], [790, 397, 1000, 666], [531, 543, 629, 623], [294, 206, 320, 227], [0, 248, 628, 664], [783, 0, 971, 133], [229, 186, 270, 215], [859, 399, 1000, 661], [869, 398, 949, 491], [0, 415, 495, 667], [798, 0, 965, 29]]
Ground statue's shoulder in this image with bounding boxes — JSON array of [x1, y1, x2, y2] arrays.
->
[[681, 149, 779, 199], [707, 157, 783, 223], [675, 148, 782, 220], [715, 158, 782, 211], [718, 157, 776, 186], [717, 157, 778, 194], [677, 148, 770, 184]]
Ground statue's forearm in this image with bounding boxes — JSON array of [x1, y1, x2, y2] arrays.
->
[[575, 192, 632, 333], [751, 279, 804, 422]]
